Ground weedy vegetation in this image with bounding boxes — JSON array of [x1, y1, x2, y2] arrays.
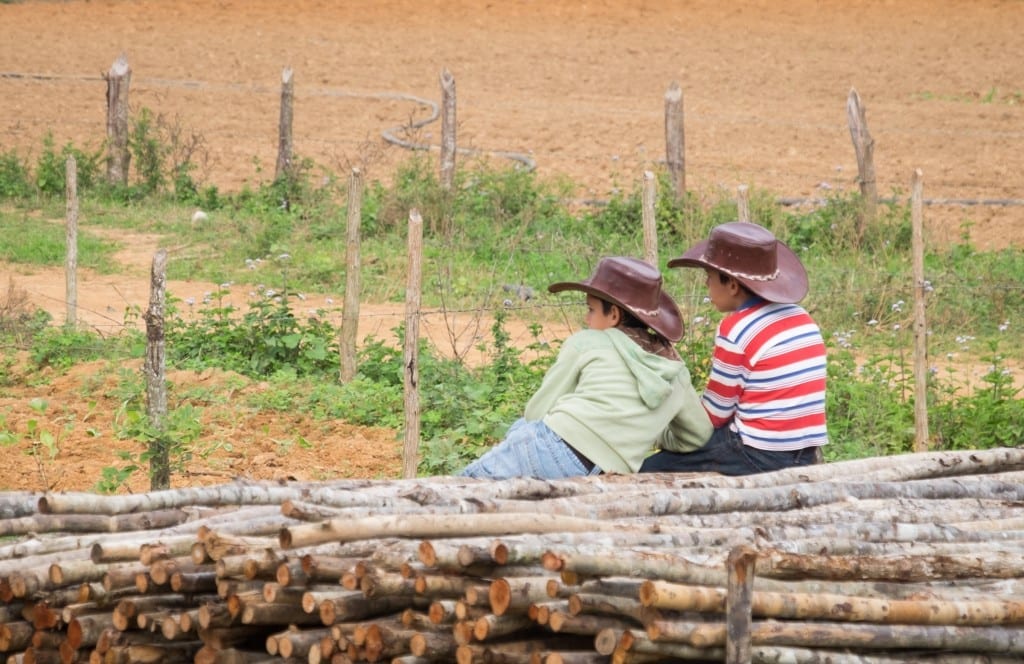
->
[[0, 108, 1021, 490]]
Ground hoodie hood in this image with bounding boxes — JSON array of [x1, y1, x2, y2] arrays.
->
[[606, 328, 684, 409]]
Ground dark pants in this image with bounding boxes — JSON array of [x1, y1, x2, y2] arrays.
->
[[640, 426, 821, 476]]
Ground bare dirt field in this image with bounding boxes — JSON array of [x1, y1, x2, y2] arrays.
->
[[1, 0, 1022, 492]]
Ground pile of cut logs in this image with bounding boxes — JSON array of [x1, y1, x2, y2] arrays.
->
[[2, 447, 1024, 664]]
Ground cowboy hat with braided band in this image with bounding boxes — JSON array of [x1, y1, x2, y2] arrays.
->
[[668, 221, 809, 304], [548, 256, 684, 342]]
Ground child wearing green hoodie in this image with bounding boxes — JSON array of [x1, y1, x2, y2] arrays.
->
[[459, 256, 711, 480]]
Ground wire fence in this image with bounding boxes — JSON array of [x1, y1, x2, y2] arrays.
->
[[3, 70, 1024, 208]]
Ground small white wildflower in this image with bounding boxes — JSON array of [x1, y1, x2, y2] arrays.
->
[[325, 297, 334, 305], [265, 289, 277, 297], [702, 296, 711, 305], [923, 280, 934, 293], [185, 297, 195, 306], [219, 282, 231, 289], [891, 300, 904, 312], [867, 319, 878, 326], [278, 253, 291, 261], [296, 293, 306, 301], [946, 352, 955, 360], [892, 324, 901, 331], [999, 321, 1009, 332], [693, 316, 705, 325]]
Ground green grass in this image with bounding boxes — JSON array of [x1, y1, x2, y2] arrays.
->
[[1, 132, 1022, 480], [0, 208, 119, 272]]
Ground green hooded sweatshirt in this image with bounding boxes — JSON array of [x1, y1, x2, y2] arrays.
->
[[523, 327, 711, 474]]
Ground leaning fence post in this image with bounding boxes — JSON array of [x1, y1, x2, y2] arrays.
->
[[340, 168, 364, 383], [847, 88, 878, 239], [439, 68, 457, 191], [641, 171, 658, 266], [736, 184, 750, 223], [65, 155, 78, 328], [403, 209, 424, 479], [664, 81, 685, 202], [104, 53, 131, 186], [144, 249, 170, 490], [275, 66, 295, 182], [911, 168, 930, 452], [725, 544, 757, 664]]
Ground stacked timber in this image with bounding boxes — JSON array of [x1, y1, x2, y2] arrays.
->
[[1, 447, 1024, 663]]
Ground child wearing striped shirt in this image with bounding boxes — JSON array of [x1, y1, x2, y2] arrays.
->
[[641, 221, 827, 475]]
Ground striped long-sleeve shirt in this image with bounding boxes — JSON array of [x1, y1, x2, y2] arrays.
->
[[703, 298, 828, 451]]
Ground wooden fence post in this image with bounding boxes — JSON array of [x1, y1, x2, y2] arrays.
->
[[403, 210, 424, 479], [105, 53, 131, 186], [736, 184, 750, 223], [340, 168, 364, 383], [439, 68, 457, 191], [144, 249, 170, 490], [65, 155, 78, 328], [911, 168, 930, 452], [725, 545, 757, 664], [641, 171, 658, 267], [847, 88, 878, 239], [275, 67, 294, 182], [664, 81, 685, 202]]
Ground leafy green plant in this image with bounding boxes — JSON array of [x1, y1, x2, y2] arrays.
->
[[167, 283, 340, 378], [0, 149, 34, 199], [34, 133, 103, 196]]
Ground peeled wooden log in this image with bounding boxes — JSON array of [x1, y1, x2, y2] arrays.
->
[[170, 569, 218, 594], [0, 510, 190, 539], [146, 556, 197, 586], [647, 618, 1024, 653], [361, 572, 417, 599], [274, 626, 331, 659], [490, 577, 559, 617], [99, 640, 200, 664], [100, 563, 149, 594], [225, 590, 263, 621], [641, 579, 1024, 625], [0, 620, 33, 651], [412, 573, 480, 600], [197, 602, 235, 630], [280, 513, 623, 549], [408, 629, 457, 659], [548, 611, 636, 637], [472, 613, 534, 641], [199, 534, 278, 563], [427, 599, 459, 625], [568, 593, 653, 625], [530, 600, 567, 626], [66, 612, 116, 649], [299, 555, 359, 584], [38, 486, 315, 516], [272, 559, 307, 587], [756, 548, 1024, 581], [361, 621, 417, 662]]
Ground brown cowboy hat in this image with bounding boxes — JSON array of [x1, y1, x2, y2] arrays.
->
[[668, 221, 809, 304], [548, 256, 684, 342]]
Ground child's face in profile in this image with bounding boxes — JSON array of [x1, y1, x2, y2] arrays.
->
[[704, 268, 745, 313], [584, 295, 620, 330]]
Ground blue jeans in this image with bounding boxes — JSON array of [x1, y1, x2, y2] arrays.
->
[[459, 419, 602, 480], [639, 426, 821, 476]]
